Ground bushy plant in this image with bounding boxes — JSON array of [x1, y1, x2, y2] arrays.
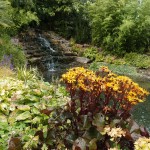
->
[[90, 62, 139, 76], [0, 67, 14, 79], [16, 66, 40, 83], [83, 47, 98, 60], [0, 34, 26, 68], [89, 51, 150, 69], [0, 74, 69, 149], [124, 52, 150, 69], [88, 0, 150, 55], [60, 67, 149, 149], [0, 66, 149, 149], [10, 0, 39, 30], [0, 0, 14, 28]]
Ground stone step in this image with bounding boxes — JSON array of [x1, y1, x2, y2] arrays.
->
[[42, 56, 76, 64], [26, 52, 49, 58], [26, 49, 46, 54], [28, 57, 43, 64]]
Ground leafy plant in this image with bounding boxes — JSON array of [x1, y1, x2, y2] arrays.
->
[[0, 0, 13, 28], [60, 67, 149, 149], [0, 75, 69, 149], [88, 0, 150, 55], [90, 62, 140, 76], [0, 34, 26, 68], [124, 53, 150, 69], [83, 46, 98, 60], [16, 66, 40, 83], [0, 66, 149, 149]]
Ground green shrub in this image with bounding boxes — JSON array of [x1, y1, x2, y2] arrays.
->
[[0, 75, 68, 149], [90, 62, 139, 76], [95, 53, 105, 62], [89, 52, 150, 69], [83, 46, 98, 60], [0, 67, 149, 149], [124, 53, 150, 68], [16, 67, 40, 83], [0, 34, 26, 68], [0, 0, 14, 28], [88, 0, 150, 55], [60, 67, 149, 149]]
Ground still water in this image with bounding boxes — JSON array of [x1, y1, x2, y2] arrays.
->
[[130, 76, 150, 131]]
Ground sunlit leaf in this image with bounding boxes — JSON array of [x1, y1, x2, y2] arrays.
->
[[16, 111, 32, 121]]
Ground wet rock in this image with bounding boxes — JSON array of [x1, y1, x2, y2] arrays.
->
[[75, 57, 91, 64], [137, 68, 150, 80], [28, 57, 42, 64], [11, 37, 19, 45], [63, 52, 77, 56]]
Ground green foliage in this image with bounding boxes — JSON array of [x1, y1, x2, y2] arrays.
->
[[0, 0, 14, 28], [59, 67, 149, 149], [0, 74, 69, 149], [83, 47, 150, 69], [12, 9, 39, 28], [28, 0, 91, 43], [11, 0, 39, 28], [88, 0, 150, 55], [16, 67, 40, 83], [124, 53, 150, 69], [0, 34, 26, 68], [90, 62, 139, 76], [83, 47, 98, 60], [0, 67, 149, 149]]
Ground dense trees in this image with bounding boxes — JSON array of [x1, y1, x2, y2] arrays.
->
[[88, 0, 150, 55], [1, 0, 150, 54], [0, 0, 13, 28]]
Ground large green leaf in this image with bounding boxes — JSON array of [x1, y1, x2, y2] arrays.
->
[[17, 105, 30, 111], [16, 111, 32, 121]]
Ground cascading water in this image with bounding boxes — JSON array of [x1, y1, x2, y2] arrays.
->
[[37, 34, 55, 52], [37, 34, 58, 72], [47, 58, 56, 72]]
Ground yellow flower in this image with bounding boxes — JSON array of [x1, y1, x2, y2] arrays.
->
[[101, 126, 126, 141], [134, 137, 150, 150], [61, 66, 149, 107], [108, 127, 126, 140]]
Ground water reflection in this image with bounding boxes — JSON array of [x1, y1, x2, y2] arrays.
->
[[130, 76, 150, 131]]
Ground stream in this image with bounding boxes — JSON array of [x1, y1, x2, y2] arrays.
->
[[130, 76, 150, 131]]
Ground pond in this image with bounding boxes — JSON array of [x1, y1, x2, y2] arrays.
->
[[42, 65, 150, 132], [130, 76, 150, 132]]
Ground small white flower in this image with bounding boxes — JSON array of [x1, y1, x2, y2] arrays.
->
[[16, 90, 22, 95], [0, 89, 5, 96]]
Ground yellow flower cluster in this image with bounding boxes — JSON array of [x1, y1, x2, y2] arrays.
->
[[134, 137, 150, 150], [61, 67, 149, 105], [61, 67, 102, 94], [102, 126, 126, 141], [103, 73, 149, 105]]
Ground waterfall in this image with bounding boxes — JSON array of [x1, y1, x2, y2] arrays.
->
[[37, 34, 55, 52], [47, 58, 56, 71]]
